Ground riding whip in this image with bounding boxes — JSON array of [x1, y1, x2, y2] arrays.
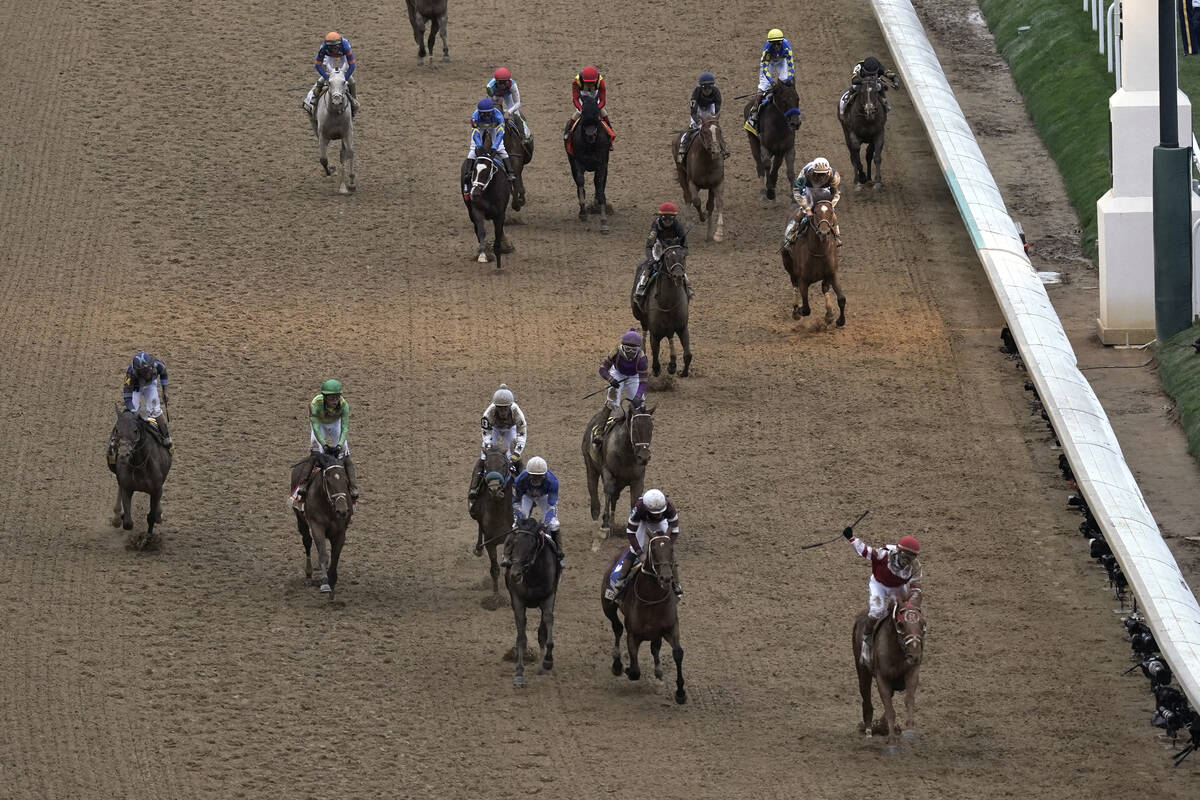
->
[[581, 375, 635, 401], [800, 509, 870, 550]]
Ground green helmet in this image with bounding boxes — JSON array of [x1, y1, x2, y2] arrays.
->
[[321, 379, 343, 395]]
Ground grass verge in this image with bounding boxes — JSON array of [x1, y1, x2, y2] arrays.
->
[[1159, 323, 1200, 460]]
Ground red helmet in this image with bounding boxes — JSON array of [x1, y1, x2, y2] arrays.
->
[[657, 202, 678, 215], [581, 65, 599, 83], [493, 67, 511, 81], [897, 536, 920, 554]]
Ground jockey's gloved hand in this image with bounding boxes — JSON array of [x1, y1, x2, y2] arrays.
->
[[609, 378, 621, 389], [842, 527, 854, 539]]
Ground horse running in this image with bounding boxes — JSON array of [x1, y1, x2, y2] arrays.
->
[[473, 443, 514, 603], [601, 533, 686, 704], [504, 117, 533, 214], [742, 78, 802, 202], [853, 599, 926, 753], [505, 517, 561, 688], [311, 69, 356, 194], [840, 74, 889, 189], [781, 200, 845, 326], [406, 0, 449, 64], [462, 149, 512, 268], [566, 95, 612, 233], [633, 244, 692, 377], [673, 114, 726, 242], [291, 448, 354, 595], [582, 403, 654, 536], [108, 408, 172, 549]]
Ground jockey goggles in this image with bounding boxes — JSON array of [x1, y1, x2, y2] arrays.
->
[[619, 344, 639, 360]]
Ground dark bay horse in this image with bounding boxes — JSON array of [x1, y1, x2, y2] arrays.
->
[[567, 95, 612, 233], [840, 74, 889, 189], [109, 409, 172, 549], [601, 533, 686, 704], [781, 200, 845, 326], [506, 517, 561, 688], [743, 79, 802, 202], [462, 149, 512, 268], [291, 448, 353, 595], [473, 443, 514, 605], [673, 114, 726, 241], [405, 0, 449, 64], [504, 117, 533, 213], [582, 403, 654, 537], [633, 244, 692, 376], [853, 600, 926, 753]]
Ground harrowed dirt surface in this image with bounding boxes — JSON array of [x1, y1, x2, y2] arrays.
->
[[1, 0, 1197, 797]]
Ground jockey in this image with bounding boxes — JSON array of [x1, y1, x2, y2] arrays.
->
[[605, 489, 682, 601], [783, 157, 842, 251], [122, 351, 172, 449], [844, 56, 901, 115], [292, 379, 359, 505], [468, 383, 527, 514], [563, 66, 614, 143], [592, 330, 649, 446], [634, 203, 693, 301], [503, 456, 564, 568], [465, 98, 516, 188], [303, 31, 358, 116], [486, 67, 532, 145], [844, 528, 922, 664], [677, 72, 727, 161], [746, 28, 794, 134]]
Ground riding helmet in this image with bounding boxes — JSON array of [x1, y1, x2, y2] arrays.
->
[[476, 97, 495, 113], [862, 56, 882, 74], [492, 383, 515, 406], [581, 65, 600, 83], [811, 157, 831, 174], [324, 31, 342, 44], [642, 489, 668, 514], [620, 329, 643, 347], [698, 72, 716, 85], [526, 456, 548, 475], [493, 67, 511, 81], [657, 201, 679, 215], [897, 536, 920, 554], [767, 28, 785, 42], [321, 379, 342, 395]]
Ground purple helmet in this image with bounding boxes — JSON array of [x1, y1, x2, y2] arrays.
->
[[620, 330, 642, 347]]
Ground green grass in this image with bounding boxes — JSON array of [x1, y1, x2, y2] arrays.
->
[[1159, 323, 1200, 460]]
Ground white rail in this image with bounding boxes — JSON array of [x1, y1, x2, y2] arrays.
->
[[871, 0, 1200, 712]]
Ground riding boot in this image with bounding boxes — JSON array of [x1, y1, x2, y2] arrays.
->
[[550, 529, 565, 567], [503, 156, 516, 183], [604, 553, 635, 601], [592, 407, 612, 447], [342, 453, 360, 501], [348, 81, 360, 116], [154, 414, 173, 450], [835, 223, 843, 248], [467, 458, 486, 519], [671, 564, 683, 599], [500, 526, 516, 567]]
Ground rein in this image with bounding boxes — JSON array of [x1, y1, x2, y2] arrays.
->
[[894, 604, 926, 654], [511, 526, 552, 586], [633, 534, 674, 605]]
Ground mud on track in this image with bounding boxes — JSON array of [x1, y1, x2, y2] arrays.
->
[[0, 0, 1196, 796]]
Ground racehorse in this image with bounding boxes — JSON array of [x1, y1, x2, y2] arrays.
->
[[462, 148, 512, 268], [109, 408, 172, 549], [405, 0, 449, 65], [853, 599, 926, 753], [601, 532, 686, 704], [633, 244, 692, 376], [312, 69, 356, 194], [781, 200, 845, 326], [582, 403, 654, 535], [566, 95, 612, 234], [742, 78, 802, 202], [673, 114, 726, 242], [290, 448, 354, 595], [504, 117, 533, 213], [505, 517, 561, 687], [473, 443, 514, 603], [840, 73, 889, 189]]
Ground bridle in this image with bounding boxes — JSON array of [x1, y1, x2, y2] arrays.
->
[[634, 534, 675, 604], [771, 80, 802, 128], [116, 416, 151, 470], [628, 411, 653, 462], [858, 76, 882, 118], [325, 71, 348, 115], [894, 603, 926, 661], [806, 201, 836, 249], [653, 247, 688, 311], [470, 156, 498, 198], [510, 523, 549, 586], [322, 463, 351, 513]]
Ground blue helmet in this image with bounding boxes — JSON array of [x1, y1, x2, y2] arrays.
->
[[476, 98, 495, 113], [132, 351, 155, 377], [698, 72, 716, 85]]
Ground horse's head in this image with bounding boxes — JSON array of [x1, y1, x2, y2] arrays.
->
[[469, 154, 499, 201], [660, 246, 688, 283], [856, 75, 884, 119], [509, 516, 548, 584], [114, 410, 143, 461], [894, 601, 927, 665], [482, 443, 512, 499], [578, 95, 603, 145], [321, 461, 353, 519], [629, 405, 655, 465], [643, 533, 676, 590], [697, 114, 723, 158], [810, 201, 837, 242], [772, 79, 803, 130], [325, 70, 349, 114]]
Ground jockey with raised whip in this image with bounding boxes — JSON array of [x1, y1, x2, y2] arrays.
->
[[745, 28, 794, 135], [592, 330, 649, 446], [486, 67, 532, 147], [844, 527, 922, 664], [468, 383, 527, 518], [783, 157, 843, 253], [303, 31, 359, 116], [605, 488, 683, 600], [502, 456, 564, 568]]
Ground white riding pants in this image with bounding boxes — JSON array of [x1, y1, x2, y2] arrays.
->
[[130, 381, 163, 419], [516, 495, 559, 531], [605, 366, 640, 410], [310, 421, 349, 454], [758, 62, 790, 93], [868, 576, 908, 619], [482, 428, 524, 460], [630, 518, 669, 552]]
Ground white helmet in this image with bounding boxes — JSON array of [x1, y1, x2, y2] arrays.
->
[[642, 489, 667, 514], [526, 456, 548, 475], [810, 157, 831, 174], [492, 383, 514, 406]]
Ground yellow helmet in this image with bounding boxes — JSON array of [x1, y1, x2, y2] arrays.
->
[[325, 31, 342, 43], [767, 28, 785, 42]]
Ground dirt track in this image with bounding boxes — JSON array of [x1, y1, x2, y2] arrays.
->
[[1, 0, 1197, 796]]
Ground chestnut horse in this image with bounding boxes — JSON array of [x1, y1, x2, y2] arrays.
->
[[673, 114, 725, 242], [781, 200, 845, 325], [853, 599, 926, 753]]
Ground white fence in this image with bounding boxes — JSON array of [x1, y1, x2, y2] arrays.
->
[[870, 0, 1200, 711], [1085, 0, 1123, 86]]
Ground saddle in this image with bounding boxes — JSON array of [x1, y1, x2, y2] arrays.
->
[[564, 116, 616, 155]]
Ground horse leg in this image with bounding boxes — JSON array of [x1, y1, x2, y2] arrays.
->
[[408, 9, 425, 64], [786, 254, 803, 319], [689, 178, 705, 222], [605, 602, 624, 675], [111, 486, 123, 528], [493, 216, 506, 270], [831, 273, 847, 327], [765, 153, 781, 201], [318, 135, 332, 177], [650, 637, 663, 680], [601, 473, 619, 531], [875, 675, 901, 753], [585, 457, 601, 522], [671, 627, 686, 704], [427, 19, 438, 66], [902, 666, 919, 739], [845, 130, 866, 187], [650, 331, 663, 377], [341, 130, 356, 193], [511, 596, 528, 688], [575, 168, 588, 222], [120, 486, 134, 530], [679, 326, 692, 377], [625, 631, 642, 681], [857, 662, 875, 733], [712, 181, 725, 243], [296, 510, 313, 579], [872, 132, 885, 190], [327, 528, 344, 594], [487, 542, 501, 595], [665, 333, 676, 376], [798, 278, 813, 318], [822, 279, 836, 326], [538, 596, 555, 674], [146, 487, 161, 543], [311, 522, 331, 592], [595, 165, 610, 234], [470, 209, 489, 263], [783, 147, 797, 194], [439, 13, 450, 61]]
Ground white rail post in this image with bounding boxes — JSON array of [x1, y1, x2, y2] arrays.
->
[[1099, 0, 1107, 53]]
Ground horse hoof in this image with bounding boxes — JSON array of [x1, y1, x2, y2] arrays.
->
[[667, 360, 676, 375], [476, 253, 489, 263], [473, 545, 484, 557], [600, 222, 610, 234], [903, 729, 917, 741], [122, 520, 133, 531], [800, 307, 811, 317], [339, 184, 350, 195], [625, 668, 640, 681], [605, 203, 614, 214], [713, 232, 723, 243], [110, 516, 121, 528], [791, 306, 802, 320], [837, 317, 846, 328], [874, 182, 883, 191], [320, 583, 332, 593], [675, 689, 687, 704], [539, 660, 552, 675], [417, 57, 425, 66], [825, 314, 836, 325], [442, 55, 451, 63], [514, 675, 525, 688], [680, 367, 690, 377], [611, 659, 622, 676], [652, 365, 661, 377], [500, 240, 515, 254]]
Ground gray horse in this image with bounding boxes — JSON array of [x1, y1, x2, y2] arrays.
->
[[311, 69, 356, 194], [582, 403, 655, 538], [108, 408, 172, 549], [633, 244, 692, 378], [291, 449, 354, 595], [673, 114, 726, 242], [506, 517, 561, 688], [406, 0, 449, 65]]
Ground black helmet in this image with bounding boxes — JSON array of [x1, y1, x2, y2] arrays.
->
[[862, 56, 882, 75], [698, 72, 716, 86]]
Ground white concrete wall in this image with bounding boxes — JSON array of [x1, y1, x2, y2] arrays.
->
[[870, 0, 1200, 711]]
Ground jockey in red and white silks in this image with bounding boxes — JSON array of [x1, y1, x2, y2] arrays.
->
[[845, 531, 922, 619]]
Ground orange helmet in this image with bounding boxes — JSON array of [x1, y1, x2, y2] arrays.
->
[[581, 65, 599, 83], [325, 31, 342, 43]]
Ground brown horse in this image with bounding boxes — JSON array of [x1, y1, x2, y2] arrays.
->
[[673, 114, 725, 242], [504, 117, 533, 213], [601, 533, 686, 704], [853, 599, 926, 753], [108, 407, 172, 550], [291, 448, 354, 596], [473, 443, 514, 605], [405, 0, 449, 65], [781, 200, 845, 325], [582, 403, 654, 537], [742, 79, 802, 202]]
